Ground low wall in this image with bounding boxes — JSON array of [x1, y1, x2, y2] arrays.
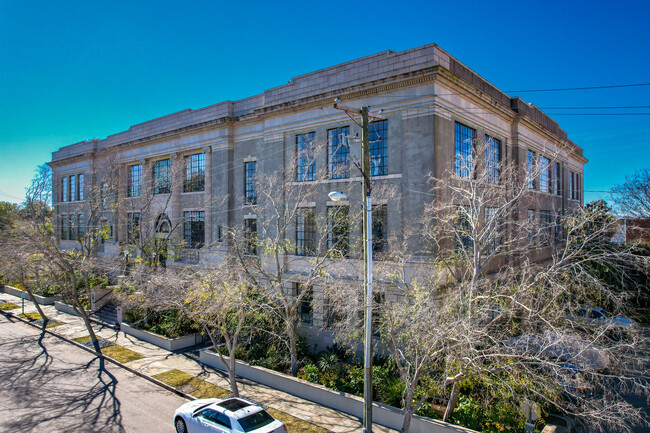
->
[[199, 350, 472, 433], [121, 322, 203, 351], [55, 301, 83, 317], [1, 285, 62, 305]]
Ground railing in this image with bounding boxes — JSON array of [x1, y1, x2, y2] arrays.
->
[[175, 249, 200, 264], [91, 287, 114, 311]]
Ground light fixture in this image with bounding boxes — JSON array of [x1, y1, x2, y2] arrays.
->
[[378, 109, 384, 114], [328, 191, 347, 202], [334, 97, 341, 102]]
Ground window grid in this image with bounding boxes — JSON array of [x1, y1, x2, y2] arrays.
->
[[78, 174, 84, 201], [372, 204, 388, 253], [68, 215, 75, 240], [297, 284, 313, 325], [128, 164, 142, 197], [184, 153, 205, 192], [69, 175, 76, 202], [527, 209, 536, 245], [455, 122, 475, 178], [369, 120, 388, 176], [244, 161, 257, 205], [455, 207, 474, 252], [62, 177, 68, 202], [296, 133, 316, 182], [327, 206, 349, 257], [77, 214, 85, 239], [153, 159, 171, 194], [183, 211, 205, 249], [485, 135, 501, 183], [540, 211, 552, 246], [539, 156, 551, 193], [484, 207, 499, 254], [127, 212, 140, 243], [296, 208, 316, 256], [328, 127, 350, 179], [61, 215, 68, 240], [527, 150, 536, 189], [244, 219, 257, 255]]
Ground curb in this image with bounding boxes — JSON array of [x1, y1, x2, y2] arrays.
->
[[1, 309, 196, 402]]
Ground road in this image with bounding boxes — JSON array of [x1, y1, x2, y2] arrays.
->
[[0, 314, 188, 432]]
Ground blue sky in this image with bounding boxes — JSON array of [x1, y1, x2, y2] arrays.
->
[[1, 0, 648, 207]]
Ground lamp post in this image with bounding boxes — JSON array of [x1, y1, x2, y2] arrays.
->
[[329, 191, 373, 433]]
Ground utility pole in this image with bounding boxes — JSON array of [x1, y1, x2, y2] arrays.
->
[[333, 101, 384, 433]]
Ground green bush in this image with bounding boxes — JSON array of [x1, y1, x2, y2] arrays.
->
[[124, 309, 199, 339], [450, 396, 524, 433]]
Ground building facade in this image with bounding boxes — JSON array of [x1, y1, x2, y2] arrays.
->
[[49, 43, 586, 341]]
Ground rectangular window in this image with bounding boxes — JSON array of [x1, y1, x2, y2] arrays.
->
[[527, 209, 536, 245], [455, 207, 474, 252], [372, 204, 388, 253], [554, 213, 562, 242], [296, 132, 316, 182], [540, 210, 552, 246], [484, 135, 501, 183], [244, 161, 257, 205], [527, 150, 536, 189], [217, 225, 223, 242], [153, 159, 171, 194], [327, 206, 349, 257], [69, 175, 76, 202], [296, 284, 313, 326], [183, 211, 205, 248], [577, 174, 582, 202], [328, 126, 350, 179], [68, 214, 75, 241], [455, 122, 475, 178], [369, 120, 388, 176], [184, 153, 205, 192], [295, 208, 316, 256], [78, 174, 84, 201], [77, 214, 85, 238], [554, 162, 561, 195], [244, 219, 257, 255], [128, 164, 142, 197], [61, 215, 68, 240], [539, 156, 551, 193], [127, 212, 140, 243], [484, 207, 499, 254], [62, 177, 68, 202]]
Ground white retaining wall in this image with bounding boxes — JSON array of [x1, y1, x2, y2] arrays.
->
[[1, 285, 62, 305], [200, 350, 474, 433], [121, 322, 203, 351]]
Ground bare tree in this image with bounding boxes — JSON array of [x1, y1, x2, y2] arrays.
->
[[612, 167, 650, 218]]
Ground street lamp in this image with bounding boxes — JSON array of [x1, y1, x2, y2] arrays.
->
[[328, 190, 374, 433]]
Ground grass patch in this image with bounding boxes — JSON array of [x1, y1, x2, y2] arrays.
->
[[73, 335, 91, 343], [0, 303, 19, 310], [267, 408, 331, 433], [18, 312, 42, 320], [101, 345, 145, 363], [153, 369, 230, 399], [45, 321, 65, 329]]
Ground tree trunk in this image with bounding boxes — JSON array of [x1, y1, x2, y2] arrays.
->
[[26, 289, 48, 322], [229, 354, 239, 397], [71, 272, 101, 353], [443, 382, 461, 422], [401, 386, 416, 433]]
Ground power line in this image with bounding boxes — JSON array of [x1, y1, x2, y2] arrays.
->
[[506, 82, 650, 93]]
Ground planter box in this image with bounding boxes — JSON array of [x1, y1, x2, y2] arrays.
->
[[121, 322, 203, 351], [200, 350, 473, 433], [54, 301, 89, 317], [1, 285, 62, 305]]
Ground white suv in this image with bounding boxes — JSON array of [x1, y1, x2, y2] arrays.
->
[[174, 397, 286, 433]]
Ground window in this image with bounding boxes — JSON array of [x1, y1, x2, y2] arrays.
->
[[372, 204, 388, 253], [369, 120, 388, 176], [554, 213, 562, 243], [296, 284, 313, 325], [62, 177, 68, 202], [326, 295, 344, 328], [244, 219, 257, 255], [539, 156, 551, 193], [569, 171, 581, 201], [328, 126, 350, 179], [455, 207, 474, 252], [484, 207, 499, 254], [217, 225, 223, 242], [244, 161, 257, 205], [127, 212, 140, 243], [68, 214, 75, 241], [78, 174, 84, 201], [527, 150, 536, 189], [296, 132, 316, 182], [327, 206, 349, 257], [540, 211, 552, 246], [485, 135, 501, 183], [455, 122, 475, 178], [61, 215, 68, 240], [183, 211, 205, 248], [184, 153, 205, 192], [295, 208, 316, 256], [77, 214, 85, 239], [527, 209, 536, 245], [69, 175, 76, 202], [128, 164, 142, 197], [153, 159, 171, 194], [553, 162, 561, 195]]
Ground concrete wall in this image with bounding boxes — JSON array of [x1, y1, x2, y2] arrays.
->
[[120, 323, 203, 351]]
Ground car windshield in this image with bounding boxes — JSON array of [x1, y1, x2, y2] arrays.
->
[[238, 410, 274, 432]]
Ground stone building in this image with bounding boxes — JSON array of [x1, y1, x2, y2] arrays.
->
[[49, 43, 586, 338]]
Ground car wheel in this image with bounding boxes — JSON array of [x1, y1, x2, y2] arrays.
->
[[609, 330, 623, 341], [175, 417, 187, 433]]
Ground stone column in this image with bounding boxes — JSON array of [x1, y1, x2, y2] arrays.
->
[[203, 146, 213, 247]]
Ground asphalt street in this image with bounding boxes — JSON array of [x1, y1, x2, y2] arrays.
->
[[0, 314, 188, 432]]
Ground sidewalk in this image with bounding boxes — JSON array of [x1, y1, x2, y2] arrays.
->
[[1, 293, 396, 433]]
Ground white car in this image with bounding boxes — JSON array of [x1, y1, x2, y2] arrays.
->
[[566, 305, 637, 340], [174, 397, 286, 433]]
